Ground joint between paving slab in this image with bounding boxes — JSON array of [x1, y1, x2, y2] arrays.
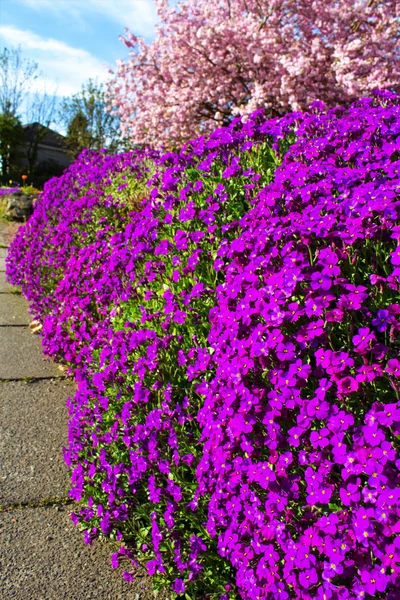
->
[[0, 496, 74, 512], [0, 375, 69, 382]]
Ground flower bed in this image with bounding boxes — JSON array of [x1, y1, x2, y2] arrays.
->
[[0, 186, 21, 196], [197, 92, 400, 599], [6, 91, 400, 600]]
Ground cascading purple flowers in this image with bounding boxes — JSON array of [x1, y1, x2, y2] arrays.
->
[[5, 90, 400, 600], [195, 91, 400, 599], [5, 147, 159, 323]]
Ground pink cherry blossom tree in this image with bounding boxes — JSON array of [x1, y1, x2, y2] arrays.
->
[[106, 0, 400, 147]]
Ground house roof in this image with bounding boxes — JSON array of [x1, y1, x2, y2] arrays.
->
[[23, 122, 67, 149]]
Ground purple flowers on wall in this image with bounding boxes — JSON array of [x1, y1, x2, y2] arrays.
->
[[196, 91, 400, 599], [6, 90, 400, 599]]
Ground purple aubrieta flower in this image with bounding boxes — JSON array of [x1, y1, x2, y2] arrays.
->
[[287, 426, 304, 447], [372, 309, 392, 332], [339, 481, 361, 506], [360, 566, 388, 595], [386, 358, 400, 377], [310, 428, 330, 448], [172, 578, 186, 594], [352, 327, 375, 353], [111, 552, 119, 569], [390, 246, 400, 265], [193, 180, 203, 192], [299, 567, 318, 589]]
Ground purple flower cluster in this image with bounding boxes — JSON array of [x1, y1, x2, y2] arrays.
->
[[59, 114, 298, 596], [0, 186, 21, 196], [6, 110, 297, 596], [6, 148, 158, 323], [6, 91, 400, 599], [194, 91, 400, 599]]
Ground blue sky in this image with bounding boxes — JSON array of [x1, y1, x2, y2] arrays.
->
[[0, 0, 164, 124]]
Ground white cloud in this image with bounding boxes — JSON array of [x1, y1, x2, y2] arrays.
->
[[0, 25, 111, 97], [14, 0, 158, 39]]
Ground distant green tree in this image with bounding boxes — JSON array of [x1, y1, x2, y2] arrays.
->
[[0, 45, 60, 186], [0, 109, 24, 184], [60, 79, 125, 159], [24, 86, 58, 179], [65, 110, 91, 156]]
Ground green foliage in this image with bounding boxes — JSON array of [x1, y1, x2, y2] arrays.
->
[[0, 112, 24, 184], [60, 78, 124, 159], [20, 185, 40, 194]]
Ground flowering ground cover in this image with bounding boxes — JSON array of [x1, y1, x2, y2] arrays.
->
[[196, 91, 400, 599], [0, 186, 21, 196], [6, 91, 400, 600]]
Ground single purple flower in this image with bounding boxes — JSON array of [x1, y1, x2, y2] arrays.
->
[[172, 578, 186, 594]]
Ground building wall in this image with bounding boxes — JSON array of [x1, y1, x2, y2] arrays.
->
[[18, 142, 72, 170], [35, 143, 72, 168]]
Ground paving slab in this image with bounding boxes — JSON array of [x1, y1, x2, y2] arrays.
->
[[0, 327, 62, 380], [0, 247, 7, 273], [0, 294, 30, 325], [0, 272, 18, 293], [0, 379, 76, 504], [0, 234, 15, 248], [0, 221, 20, 247], [0, 506, 158, 600]]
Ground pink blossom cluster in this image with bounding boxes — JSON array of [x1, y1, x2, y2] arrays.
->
[[106, 0, 399, 146]]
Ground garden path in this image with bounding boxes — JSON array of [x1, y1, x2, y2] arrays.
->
[[0, 221, 157, 600]]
